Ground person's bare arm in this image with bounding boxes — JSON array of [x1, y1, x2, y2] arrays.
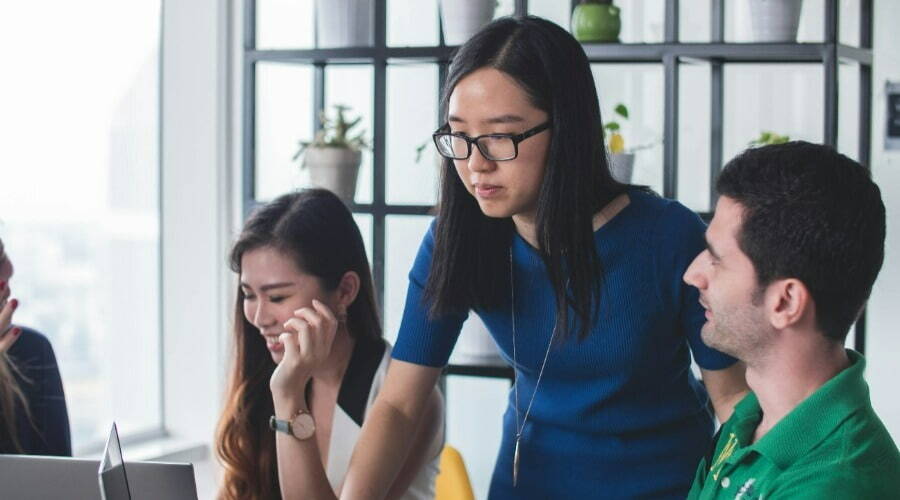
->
[[340, 359, 442, 500], [701, 362, 749, 424], [271, 301, 340, 500], [384, 386, 443, 500], [273, 407, 337, 500]]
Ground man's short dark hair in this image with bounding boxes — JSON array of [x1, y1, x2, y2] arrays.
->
[[716, 141, 886, 342]]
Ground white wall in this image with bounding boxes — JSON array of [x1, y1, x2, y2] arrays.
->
[[161, 0, 233, 497], [865, 0, 900, 443]]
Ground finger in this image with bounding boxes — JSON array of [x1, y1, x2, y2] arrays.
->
[[0, 298, 17, 335], [278, 331, 299, 359], [283, 318, 312, 354], [0, 327, 21, 353], [311, 299, 338, 326], [283, 317, 309, 336], [300, 302, 337, 356], [294, 307, 335, 358], [294, 306, 326, 334]]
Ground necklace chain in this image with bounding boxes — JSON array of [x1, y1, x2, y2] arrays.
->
[[510, 246, 559, 486]]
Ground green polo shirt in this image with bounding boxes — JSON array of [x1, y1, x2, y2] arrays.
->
[[687, 350, 900, 499]]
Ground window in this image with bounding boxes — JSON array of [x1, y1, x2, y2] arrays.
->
[[0, 0, 162, 452]]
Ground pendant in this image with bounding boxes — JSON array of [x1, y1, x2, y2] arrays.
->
[[513, 437, 520, 487]]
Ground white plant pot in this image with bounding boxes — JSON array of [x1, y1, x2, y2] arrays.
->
[[609, 153, 635, 184], [303, 147, 362, 203], [453, 313, 502, 364], [439, 0, 496, 46], [315, 0, 373, 48], [748, 0, 804, 43]]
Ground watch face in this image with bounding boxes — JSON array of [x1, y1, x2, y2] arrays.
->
[[292, 412, 316, 440]]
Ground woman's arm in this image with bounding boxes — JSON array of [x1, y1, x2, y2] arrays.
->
[[700, 362, 749, 424], [272, 301, 443, 500], [340, 360, 442, 500], [271, 301, 340, 500], [273, 398, 337, 500], [384, 385, 443, 500]]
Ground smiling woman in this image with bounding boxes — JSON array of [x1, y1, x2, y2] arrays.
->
[[215, 189, 444, 500]]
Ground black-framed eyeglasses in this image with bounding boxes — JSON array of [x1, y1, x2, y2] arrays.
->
[[432, 121, 551, 161]]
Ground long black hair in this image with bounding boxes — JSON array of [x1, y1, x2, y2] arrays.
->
[[424, 16, 637, 341]]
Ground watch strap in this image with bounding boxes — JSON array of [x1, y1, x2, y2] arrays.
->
[[269, 415, 292, 435]]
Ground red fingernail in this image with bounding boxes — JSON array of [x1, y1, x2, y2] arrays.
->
[[0, 282, 5, 290], [12, 328, 21, 336], [10, 299, 18, 310]]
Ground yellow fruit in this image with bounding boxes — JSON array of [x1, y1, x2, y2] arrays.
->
[[609, 133, 625, 154]]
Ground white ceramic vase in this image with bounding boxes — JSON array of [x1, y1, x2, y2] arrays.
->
[[315, 0, 373, 48], [748, 0, 804, 43], [608, 153, 635, 184], [439, 0, 496, 46], [303, 147, 362, 203]]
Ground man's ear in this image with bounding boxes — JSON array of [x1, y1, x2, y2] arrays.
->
[[767, 278, 811, 331]]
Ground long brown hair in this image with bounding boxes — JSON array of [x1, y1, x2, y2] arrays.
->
[[215, 189, 382, 499], [0, 352, 30, 453]]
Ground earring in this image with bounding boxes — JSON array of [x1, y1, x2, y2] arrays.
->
[[337, 310, 348, 326]]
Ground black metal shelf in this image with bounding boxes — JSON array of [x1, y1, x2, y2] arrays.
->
[[445, 362, 514, 381], [242, 0, 873, 356], [249, 42, 872, 66]]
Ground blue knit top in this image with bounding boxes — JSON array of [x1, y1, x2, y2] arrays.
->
[[392, 190, 737, 499]]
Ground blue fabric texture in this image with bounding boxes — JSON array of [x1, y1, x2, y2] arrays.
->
[[392, 190, 737, 499]]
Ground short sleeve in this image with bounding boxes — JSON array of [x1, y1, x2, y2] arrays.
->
[[656, 201, 737, 370], [390, 222, 467, 367]]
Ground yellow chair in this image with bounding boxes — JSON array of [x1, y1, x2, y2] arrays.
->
[[435, 445, 475, 500]]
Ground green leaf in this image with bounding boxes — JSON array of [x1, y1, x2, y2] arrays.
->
[[614, 103, 629, 119], [605, 122, 620, 131]]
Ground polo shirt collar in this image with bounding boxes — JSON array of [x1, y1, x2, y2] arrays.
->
[[745, 349, 869, 469]]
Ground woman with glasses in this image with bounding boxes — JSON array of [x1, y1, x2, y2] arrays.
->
[[339, 16, 749, 499], [216, 190, 443, 500]]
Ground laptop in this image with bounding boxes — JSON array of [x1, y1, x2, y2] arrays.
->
[[0, 424, 199, 500], [99, 423, 132, 500]]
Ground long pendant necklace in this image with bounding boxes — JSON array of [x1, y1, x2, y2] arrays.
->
[[510, 247, 559, 487]]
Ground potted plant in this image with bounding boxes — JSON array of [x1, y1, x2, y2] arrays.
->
[[747, 0, 804, 43], [292, 104, 369, 203], [439, 0, 496, 46], [315, 0, 373, 48], [749, 130, 790, 147], [571, 0, 622, 43], [604, 103, 634, 183]]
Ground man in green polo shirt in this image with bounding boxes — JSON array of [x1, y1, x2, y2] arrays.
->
[[683, 141, 900, 499]]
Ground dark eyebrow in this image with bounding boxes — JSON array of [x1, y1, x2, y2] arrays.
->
[[447, 114, 526, 125], [240, 282, 294, 292], [705, 236, 722, 261]]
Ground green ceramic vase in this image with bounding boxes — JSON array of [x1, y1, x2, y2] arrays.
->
[[571, 3, 621, 43]]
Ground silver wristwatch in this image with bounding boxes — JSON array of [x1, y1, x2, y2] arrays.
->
[[269, 410, 316, 440]]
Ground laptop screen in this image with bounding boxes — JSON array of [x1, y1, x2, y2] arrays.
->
[[99, 423, 132, 500]]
